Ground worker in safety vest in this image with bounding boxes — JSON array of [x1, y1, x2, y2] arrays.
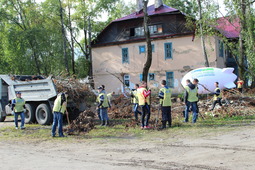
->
[[237, 78, 244, 93], [130, 84, 142, 121], [158, 80, 172, 129], [137, 81, 151, 129], [184, 78, 199, 123], [11, 91, 26, 129], [107, 91, 115, 107], [52, 92, 68, 137], [209, 82, 222, 111], [97, 86, 110, 126]]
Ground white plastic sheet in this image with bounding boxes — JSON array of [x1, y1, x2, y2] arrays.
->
[[181, 67, 237, 94]]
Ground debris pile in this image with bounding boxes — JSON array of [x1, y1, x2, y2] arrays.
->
[[109, 95, 133, 119], [65, 110, 95, 134], [53, 77, 96, 104]]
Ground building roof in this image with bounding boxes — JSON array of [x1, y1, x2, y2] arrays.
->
[[215, 17, 240, 38], [113, 4, 180, 22]]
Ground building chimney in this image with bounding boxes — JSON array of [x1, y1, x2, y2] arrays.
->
[[136, 0, 143, 12], [155, 0, 163, 9]]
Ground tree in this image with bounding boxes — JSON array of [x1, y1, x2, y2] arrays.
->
[[142, 0, 152, 83]]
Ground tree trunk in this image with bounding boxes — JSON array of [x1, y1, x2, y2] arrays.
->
[[68, 1, 75, 75], [59, 0, 69, 75], [238, 0, 246, 80], [197, 0, 209, 67], [88, 16, 93, 78], [142, 0, 152, 83]]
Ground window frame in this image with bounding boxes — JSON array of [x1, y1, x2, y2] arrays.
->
[[122, 48, 129, 64], [166, 72, 174, 88], [164, 42, 173, 60]]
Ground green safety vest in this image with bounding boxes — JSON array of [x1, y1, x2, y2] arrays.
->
[[131, 90, 139, 104], [13, 98, 25, 112], [159, 87, 172, 107], [213, 87, 222, 100], [185, 86, 198, 102], [53, 95, 67, 114], [97, 93, 109, 108]]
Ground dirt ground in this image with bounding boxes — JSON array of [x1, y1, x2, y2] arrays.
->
[[1, 116, 255, 170]]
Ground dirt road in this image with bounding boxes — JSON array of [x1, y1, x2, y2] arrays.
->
[[1, 119, 255, 170]]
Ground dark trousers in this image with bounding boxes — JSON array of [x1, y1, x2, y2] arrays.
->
[[161, 106, 172, 127], [210, 98, 222, 110], [238, 88, 243, 93], [14, 112, 25, 128], [133, 103, 142, 120], [185, 101, 198, 123], [52, 112, 64, 137], [97, 108, 101, 120], [141, 104, 150, 127]]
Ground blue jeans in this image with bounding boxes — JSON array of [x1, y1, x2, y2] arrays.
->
[[100, 108, 109, 121], [141, 104, 151, 127], [52, 112, 64, 136], [133, 103, 142, 120], [14, 112, 25, 128], [184, 101, 198, 123]]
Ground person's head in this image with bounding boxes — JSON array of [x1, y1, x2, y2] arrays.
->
[[238, 77, 241, 81], [101, 85, 105, 90], [97, 86, 103, 93], [141, 81, 147, 87], [215, 82, 219, 87], [193, 78, 199, 85], [161, 80, 167, 87], [112, 91, 115, 95], [16, 91, 21, 98], [186, 79, 191, 85], [135, 84, 139, 89], [61, 92, 68, 101]]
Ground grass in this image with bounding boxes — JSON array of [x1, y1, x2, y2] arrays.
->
[[1, 114, 255, 143]]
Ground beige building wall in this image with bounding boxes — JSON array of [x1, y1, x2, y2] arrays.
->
[[92, 35, 218, 94]]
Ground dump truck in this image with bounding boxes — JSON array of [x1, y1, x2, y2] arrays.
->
[[0, 75, 58, 125]]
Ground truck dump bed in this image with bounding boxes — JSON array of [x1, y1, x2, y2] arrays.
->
[[0, 75, 57, 102]]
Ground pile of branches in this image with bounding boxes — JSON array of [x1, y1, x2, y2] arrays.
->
[[65, 110, 95, 134], [109, 95, 133, 119], [53, 77, 96, 104]]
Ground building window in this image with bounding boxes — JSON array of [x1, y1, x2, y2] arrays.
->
[[148, 73, 155, 81], [219, 40, 224, 57], [131, 24, 163, 37], [166, 72, 174, 88], [152, 44, 155, 52], [139, 45, 146, 54], [139, 73, 155, 81], [124, 74, 130, 87], [122, 48, 129, 64], [164, 43, 172, 60]]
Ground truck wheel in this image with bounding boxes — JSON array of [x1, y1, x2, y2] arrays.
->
[[25, 103, 36, 124], [35, 104, 52, 125], [0, 114, 6, 122]]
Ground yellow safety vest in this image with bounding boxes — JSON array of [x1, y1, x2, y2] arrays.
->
[[237, 80, 244, 88], [13, 98, 25, 112], [53, 95, 67, 114], [213, 87, 222, 100], [131, 90, 139, 104], [137, 87, 150, 106], [97, 93, 109, 108], [159, 87, 172, 107], [185, 86, 198, 102]]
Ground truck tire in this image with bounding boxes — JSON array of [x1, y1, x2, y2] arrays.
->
[[35, 104, 52, 125], [25, 103, 36, 124], [0, 113, 6, 122]]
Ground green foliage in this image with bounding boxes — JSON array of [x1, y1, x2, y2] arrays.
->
[[75, 57, 90, 78]]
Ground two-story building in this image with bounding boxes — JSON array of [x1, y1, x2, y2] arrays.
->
[[91, 2, 239, 94]]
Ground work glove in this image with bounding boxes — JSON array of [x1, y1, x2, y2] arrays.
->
[[23, 109, 27, 113], [11, 111, 14, 115]]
